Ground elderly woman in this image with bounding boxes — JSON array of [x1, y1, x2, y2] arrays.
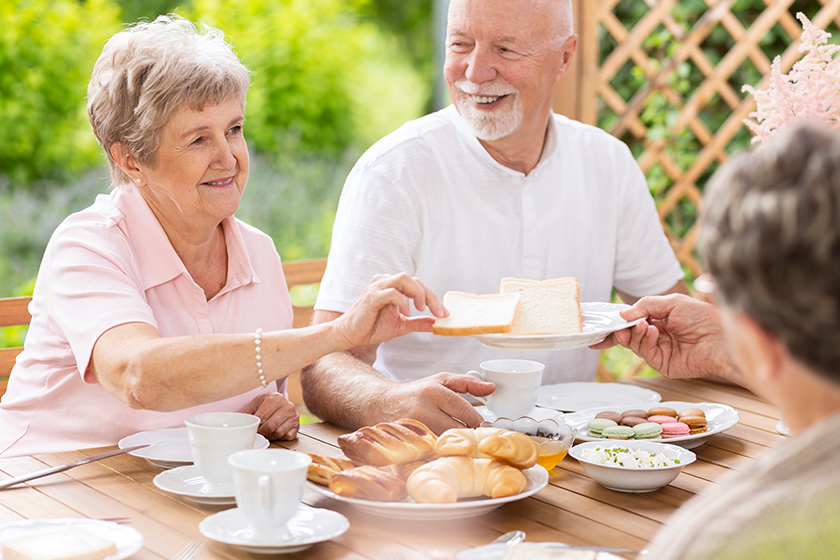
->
[[0, 16, 445, 458], [594, 121, 840, 559]]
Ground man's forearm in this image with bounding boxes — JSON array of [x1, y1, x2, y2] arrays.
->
[[300, 350, 396, 429]]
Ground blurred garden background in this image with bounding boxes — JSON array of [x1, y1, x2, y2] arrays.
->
[[2, 0, 838, 380]]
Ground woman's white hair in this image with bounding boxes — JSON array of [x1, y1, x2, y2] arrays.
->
[[87, 14, 251, 187], [699, 121, 840, 383]]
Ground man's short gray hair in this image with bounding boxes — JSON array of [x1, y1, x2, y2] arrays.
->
[[87, 15, 251, 187], [699, 121, 840, 383]]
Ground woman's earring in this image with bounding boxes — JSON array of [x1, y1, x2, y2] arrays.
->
[[135, 178, 141, 184]]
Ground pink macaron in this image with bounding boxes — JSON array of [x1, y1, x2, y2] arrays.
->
[[647, 415, 677, 425], [660, 421, 691, 439]]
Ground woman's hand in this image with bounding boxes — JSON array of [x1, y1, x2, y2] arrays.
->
[[334, 273, 447, 349], [241, 392, 300, 441]]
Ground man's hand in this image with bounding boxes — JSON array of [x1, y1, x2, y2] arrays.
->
[[375, 373, 496, 435], [591, 294, 742, 382], [241, 392, 300, 441]]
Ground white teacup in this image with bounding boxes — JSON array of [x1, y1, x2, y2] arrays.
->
[[186, 412, 260, 493], [228, 449, 312, 541], [467, 359, 545, 419]]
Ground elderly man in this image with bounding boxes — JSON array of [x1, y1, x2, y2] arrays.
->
[[302, 0, 687, 434]]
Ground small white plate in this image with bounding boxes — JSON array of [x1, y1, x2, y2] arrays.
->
[[537, 382, 661, 412], [474, 302, 644, 351], [457, 542, 623, 560], [119, 427, 269, 469], [0, 518, 143, 560], [307, 466, 548, 520], [199, 504, 349, 553], [566, 401, 740, 450], [153, 465, 236, 505]]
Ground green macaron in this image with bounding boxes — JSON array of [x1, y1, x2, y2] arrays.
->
[[602, 426, 635, 440], [587, 418, 617, 438], [633, 422, 664, 439]]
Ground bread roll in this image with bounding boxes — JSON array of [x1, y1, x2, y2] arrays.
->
[[406, 456, 527, 503], [337, 418, 437, 466], [329, 465, 407, 502], [433, 291, 521, 336], [499, 277, 582, 334], [435, 427, 539, 469], [306, 453, 358, 486]]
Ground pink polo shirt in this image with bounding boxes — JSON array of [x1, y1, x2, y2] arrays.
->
[[0, 186, 294, 457]]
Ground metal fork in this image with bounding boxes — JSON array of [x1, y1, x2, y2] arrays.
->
[[171, 540, 205, 560]]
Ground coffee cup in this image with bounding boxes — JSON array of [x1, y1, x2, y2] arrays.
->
[[467, 359, 544, 418], [228, 449, 312, 540], [186, 412, 260, 492]]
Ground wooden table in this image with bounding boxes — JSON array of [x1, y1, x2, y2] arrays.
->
[[0, 378, 784, 559]]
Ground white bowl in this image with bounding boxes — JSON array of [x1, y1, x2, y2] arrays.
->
[[569, 440, 696, 493]]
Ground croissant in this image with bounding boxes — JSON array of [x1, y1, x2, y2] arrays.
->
[[338, 418, 437, 466], [329, 465, 407, 502], [306, 453, 358, 486], [406, 456, 527, 503], [434, 427, 539, 469]]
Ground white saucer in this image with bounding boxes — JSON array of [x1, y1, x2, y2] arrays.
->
[[537, 382, 661, 412], [153, 465, 236, 505], [119, 427, 269, 469], [199, 504, 349, 553]]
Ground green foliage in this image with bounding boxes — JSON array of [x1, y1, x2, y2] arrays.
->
[[113, 0, 182, 23], [188, 0, 427, 156], [0, 0, 120, 186]]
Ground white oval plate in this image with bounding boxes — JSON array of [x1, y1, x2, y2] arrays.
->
[[474, 302, 644, 351], [153, 465, 236, 505], [0, 519, 143, 560], [307, 466, 548, 520], [537, 382, 661, 413], [457, 542, 623, 560], [119, 427, 269, 469], [565, 401, 740, 450]]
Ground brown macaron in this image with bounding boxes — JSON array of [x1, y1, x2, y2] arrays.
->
[[595, 411, 623, 423], [648, 407, 678, 418], [680, 416, 708, 434], [679, 408, 706, 419], [619, 416, 647, 427], [621, 409, 649, 419]]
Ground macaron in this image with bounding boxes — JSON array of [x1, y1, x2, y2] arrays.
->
[[647, 415, 678, 425], [621, 409, 649, 419], [632, 422, 664, 439], [648, 407, 678, 418], [602, 426, 635, 440], [678, 408, 706, 419], [680, 416, 708, 434], [588, 418, 617, 437], [619, 416, 647, 427], [661, 422, 691, 439], [595, 411, 623, 423]]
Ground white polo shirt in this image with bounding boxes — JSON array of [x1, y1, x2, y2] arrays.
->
[[316, 106, 683, 385]]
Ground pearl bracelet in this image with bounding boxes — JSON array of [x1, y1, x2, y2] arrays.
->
[[254, 328, 267, 389]]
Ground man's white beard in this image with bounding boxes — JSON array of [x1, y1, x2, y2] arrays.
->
[[453, 78, 523, 141]]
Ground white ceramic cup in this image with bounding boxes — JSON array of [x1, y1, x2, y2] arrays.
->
[[186, 412, 260, 492], [228, 449, 312, 540], [467, 359, 545, 419]]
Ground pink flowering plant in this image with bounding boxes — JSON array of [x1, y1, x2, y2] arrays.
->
[[743, 13, 840, 143]]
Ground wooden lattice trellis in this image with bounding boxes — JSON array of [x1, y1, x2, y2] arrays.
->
[[553, 0, 840, 277]]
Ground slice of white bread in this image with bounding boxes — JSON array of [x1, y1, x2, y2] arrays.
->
[[502, 542, 595, 559], [433, 291, 521, 335], [0, 527, 118, 560], [499, 277, 582, 335]]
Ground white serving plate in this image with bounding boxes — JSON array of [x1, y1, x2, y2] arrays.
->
[[0, 519, 143, 560], [307, 465, 548, 520], [566, 401, 740, 450], [457, 542, 623, 560], [570, 440, 696, 492], [474, 302, 644, 351], [536, 382, 661, 413]]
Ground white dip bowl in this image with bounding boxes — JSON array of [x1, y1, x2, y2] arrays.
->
[[569, 440, 696, 493]]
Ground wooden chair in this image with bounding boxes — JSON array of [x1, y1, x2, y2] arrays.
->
[[0, 258, 328, 402], [0, 296, 32, 398]]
